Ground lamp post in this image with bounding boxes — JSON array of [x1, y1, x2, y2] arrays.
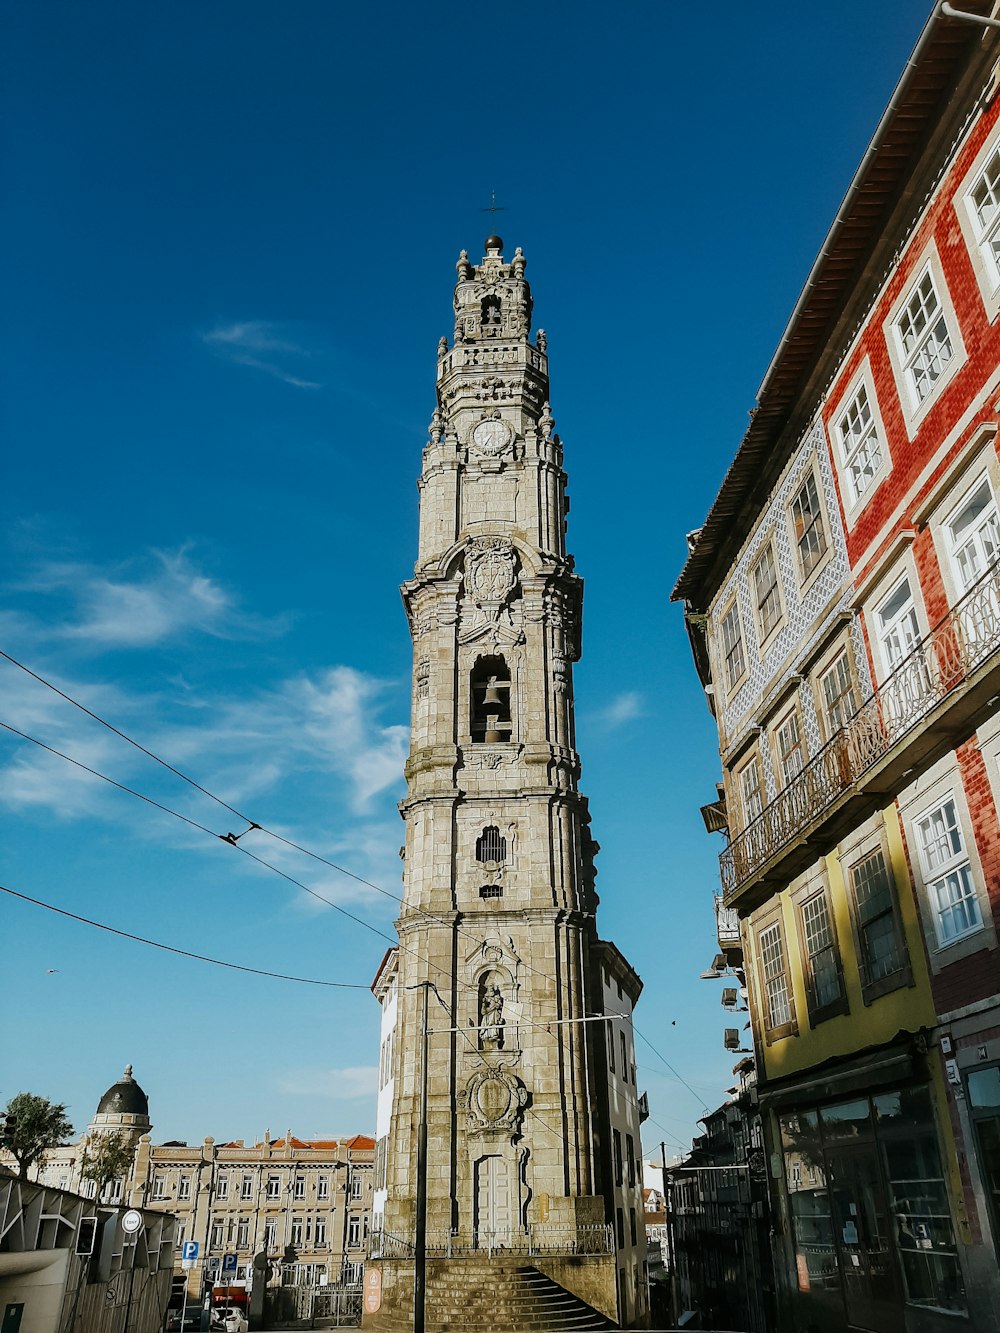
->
[[407, 980, 451, 1333], [413, 981, 430, 1333]]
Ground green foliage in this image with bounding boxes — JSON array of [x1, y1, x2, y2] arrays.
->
[[2, 1091, 74, 1180], [80, 1129, 136, 1198]]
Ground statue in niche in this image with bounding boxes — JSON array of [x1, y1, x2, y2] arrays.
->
[[479, 976, 505, 1050]]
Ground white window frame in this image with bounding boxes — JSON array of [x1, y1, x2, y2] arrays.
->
[[819, 649, 859, 738], [788, 469, 829, 585], [914, 793, 983, 947], [241, 1173, 254, 1200], [943, 470, 1000, 595], [756, 917, 796, 1038], [317, 1175, 329, 1201], [874, 573, 923, 677], [831, 360, 891, 523], [798, 887, 845, 1019], [883, 244, 965, 436], [736, 749, 764, 830], [266, 1175, 280, 1200], [899, 756, 996, 970], [293, 1175, 306, 1200], [178, 1175, 191, 1200], [752, 541, 784, 644], [957, 122, 1000, 320], [718, 596, 748, 694], [772, 707, 805, 790]]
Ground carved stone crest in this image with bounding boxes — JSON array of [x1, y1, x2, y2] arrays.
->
[[459, 537, 523, 646], [460, 1067, 528, 1136], [465, 537, 515, 604]]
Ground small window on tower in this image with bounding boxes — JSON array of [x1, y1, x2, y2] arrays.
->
[[470, 655, 513, 743], [476, 825, 507, 865]]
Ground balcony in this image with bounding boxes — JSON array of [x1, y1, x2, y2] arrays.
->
[[721, 563, 1000, 905], [715, 896, 741, 950]]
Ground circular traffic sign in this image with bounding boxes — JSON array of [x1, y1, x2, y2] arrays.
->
[[121, 1209, 143, 1234]]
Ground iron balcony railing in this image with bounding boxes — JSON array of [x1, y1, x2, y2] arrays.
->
[[368, 1223, 614, 1261], [721, 561, 1000, 899]]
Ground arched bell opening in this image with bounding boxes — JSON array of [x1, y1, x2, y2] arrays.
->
[[480, 293, 503, 335], [470, 654, 513, 743]]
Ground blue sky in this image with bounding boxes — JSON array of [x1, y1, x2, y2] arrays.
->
[[2, 1, 929, 1162]]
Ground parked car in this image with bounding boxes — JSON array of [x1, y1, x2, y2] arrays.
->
[[165, 1310, 201, 1332], [209, 1309, 247, 1333]]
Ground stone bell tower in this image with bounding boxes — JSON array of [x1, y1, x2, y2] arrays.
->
[[370, 238, 634, 1329]]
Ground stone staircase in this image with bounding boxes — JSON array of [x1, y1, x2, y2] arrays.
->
[[364, 1258, 616, 1331]]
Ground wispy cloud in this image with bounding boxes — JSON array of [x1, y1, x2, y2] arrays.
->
[[593, 691, 645, 730], [276, 1066, 378, 1100], [202, 320, 322, 389], [0, 548, 408, 906], [16, 549, 286, 649]]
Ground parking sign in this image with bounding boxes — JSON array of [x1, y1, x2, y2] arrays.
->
[[182, 1241, 199, 1261], [222, 1253, 238, 1275]]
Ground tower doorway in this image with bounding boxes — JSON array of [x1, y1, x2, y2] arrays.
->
[[474, 1154, 512, 1247]]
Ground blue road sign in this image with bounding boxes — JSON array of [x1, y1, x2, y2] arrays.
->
[[222, 1253, 237, 1275], [181, 1241, 199, 1261]]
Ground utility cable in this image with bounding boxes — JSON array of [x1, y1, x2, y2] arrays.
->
[[0, 883, 370, 988], [1, 655, 720, 1115]]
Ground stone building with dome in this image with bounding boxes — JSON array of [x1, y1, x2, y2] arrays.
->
[[5, 1067, 375, 1301]]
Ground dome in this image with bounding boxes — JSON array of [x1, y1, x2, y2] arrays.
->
[[485, 235, 503, 252], [96, 1064, 149, 1118]]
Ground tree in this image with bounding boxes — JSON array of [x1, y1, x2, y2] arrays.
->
[[80, 1130, 136, 1201], [1, 1092, 74, 1180]]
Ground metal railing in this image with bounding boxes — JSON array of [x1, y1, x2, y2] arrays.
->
[[368, 1223, 614, 1260], [721, 561, 1000, 898]]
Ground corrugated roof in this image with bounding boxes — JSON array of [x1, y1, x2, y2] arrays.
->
[[671, 1, 992, 607]]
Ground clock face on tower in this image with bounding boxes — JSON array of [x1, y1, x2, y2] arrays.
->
[[472, 418, 512, 456]]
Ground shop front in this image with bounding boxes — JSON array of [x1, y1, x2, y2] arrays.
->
[[765, 1051, 966, 1333]]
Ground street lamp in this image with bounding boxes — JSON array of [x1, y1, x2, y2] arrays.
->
[[407, 980, 450, 1333]]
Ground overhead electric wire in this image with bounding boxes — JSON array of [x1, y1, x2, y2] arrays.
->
[[1, 649, 718, 1115], [630, 1020, 711, 1113], [0, 882, 370, 988]]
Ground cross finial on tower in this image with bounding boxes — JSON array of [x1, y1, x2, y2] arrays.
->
[[480, 190, 507, 216]]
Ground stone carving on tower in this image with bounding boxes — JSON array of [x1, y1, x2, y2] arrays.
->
[[367, 236, 635, 1331]]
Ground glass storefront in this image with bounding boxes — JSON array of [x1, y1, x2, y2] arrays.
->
[[779, 1084, 964, 1329], [967, 1063, 1000, 1256]]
